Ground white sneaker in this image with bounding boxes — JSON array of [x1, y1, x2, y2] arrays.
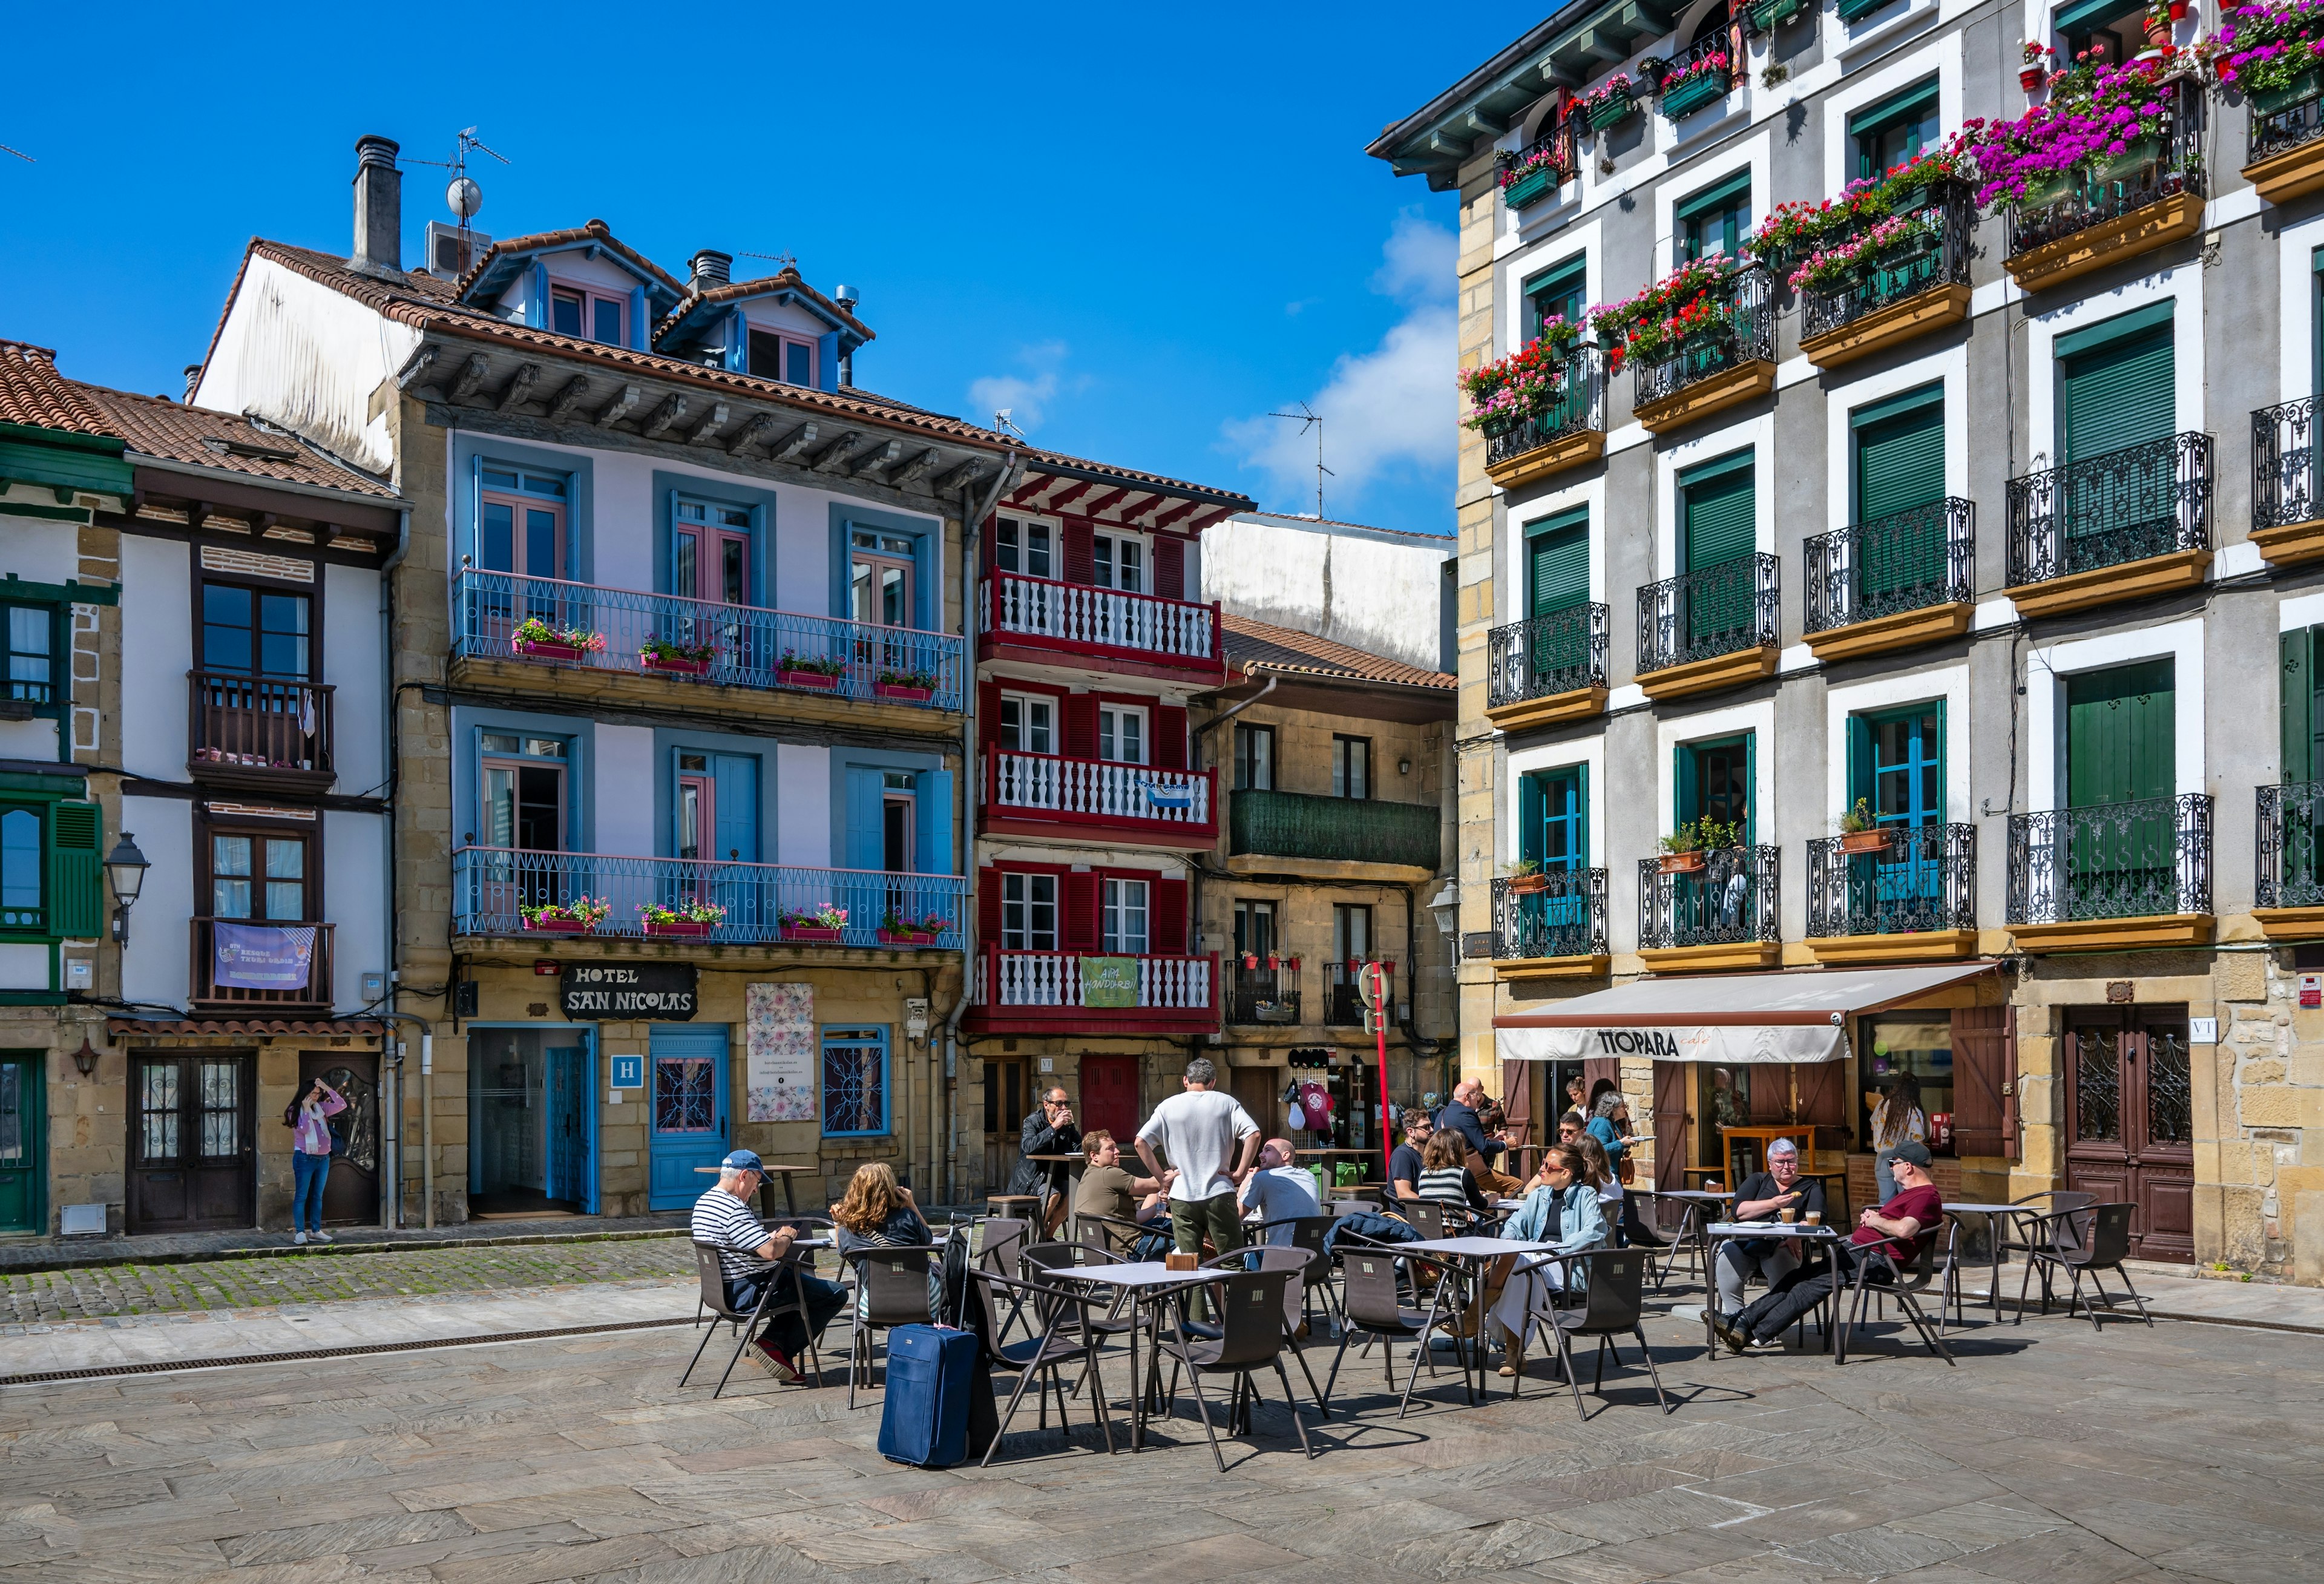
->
[[292, 1232, 308, 1246], [312, 1230, 333, 1243]]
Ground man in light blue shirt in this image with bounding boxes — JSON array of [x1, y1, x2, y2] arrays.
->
[[1239, 1138, 1322, 1244]]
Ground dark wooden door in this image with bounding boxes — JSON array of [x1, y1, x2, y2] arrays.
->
[[1652, 1060, 1690, 1195], [2065, 1009, 2194, 1261], [1082, 1056, 1141, 1145], [299, 1051, 379, 1227], [1227, 1065, 1276, 1146], [982, 1056, 1028, 1193], [128, 1053, 254, 1232]]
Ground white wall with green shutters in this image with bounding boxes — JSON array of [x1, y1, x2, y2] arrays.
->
[[1653, 415, 1772, 579], [1819, 345, 1968, 535], [2022, 271, 2202, 470], [2024, 619, 2207, 813], [1651, 697, 1776, 846], [1821, 666, 1971, 830], [1505, 737, 1606, 869]]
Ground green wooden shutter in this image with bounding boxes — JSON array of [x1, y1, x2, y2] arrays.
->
[[1683, 462, 1756, 572], [1676, 744, 1699, 831], [1525, 258, 1587, 342], [1527, 510, 1590, 616], [2067, 660, 2176, 808], [1577, 761, 1590, 865], [48, 799, 100, 939], [2060, 324, 2175, 467], [1519, 772, 1544, 866], [1744, 731, 1758, 848], [1846, 714, 1875, 806], [2288, 628, 2319, 785], [1854, 390, 1945, 522]]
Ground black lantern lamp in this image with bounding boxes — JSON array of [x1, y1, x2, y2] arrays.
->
[[104, 832, 149, 945]]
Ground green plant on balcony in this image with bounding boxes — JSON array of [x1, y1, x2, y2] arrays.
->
[[2219, 0, 2324, 110], [1658, 817, 1741, 872], [781, 902, 848, 930], [1582, 74, 1639, 129], [520, 895, 609, 929], [1959, 50, 2207, 209], [1497, 141, 1572, 209], [1657, 49, 1735, 119], [1459, 321, 1584, 433], [1788, 211, 1942, 292], [641, 898, 726, 925], [510, 616, 605, 656], [1589, 255, 1742, 371], [776, 649, 846, 677], [640, 634, 715, 665]]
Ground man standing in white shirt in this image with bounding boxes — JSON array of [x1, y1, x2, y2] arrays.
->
[[1136, 1057, 1262, 1267]]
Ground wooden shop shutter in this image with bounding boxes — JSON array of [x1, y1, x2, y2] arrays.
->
[[1951, 1005, 2017, 1158], [1062, 870, 1100, 951], [1063, 694, 1098, 760]]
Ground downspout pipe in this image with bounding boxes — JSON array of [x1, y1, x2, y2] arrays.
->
[[942, 447, 1020, 1204], [373, 1011, 434, 1228], [378, 504, 413, 1228]]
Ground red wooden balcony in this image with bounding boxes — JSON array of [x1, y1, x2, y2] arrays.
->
[[965, 947, 1217, 1035], [980, 751, 1218, 847], [186, 671, 335, 795], [977, 574, 1226, 682], [189, 918, 335, 1011]]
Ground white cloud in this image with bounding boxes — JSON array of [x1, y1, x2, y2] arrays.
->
[[1227, 212, 1457, 514], [969, 340, 1070, 431]]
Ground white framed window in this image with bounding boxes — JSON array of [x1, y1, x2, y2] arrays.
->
[[1001, 872, 1057, 951], [996, 518, 1055, 579], [1092, 532, 1146, 593], [549, 283, 626, 347], [1102, 878, 1149, 955], [1098, 705, 1147, 764], [999, 692, 1054, 754]]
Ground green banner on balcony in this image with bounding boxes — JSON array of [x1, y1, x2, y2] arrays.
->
[[1080, 956, 1139, 1008]]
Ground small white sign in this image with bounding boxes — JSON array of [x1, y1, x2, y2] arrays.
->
[[2189, 1017, 2218, 1044], [1039, 1057, 1055, 1073]]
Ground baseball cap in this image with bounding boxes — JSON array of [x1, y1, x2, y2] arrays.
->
[[1890, 1140, 1932, 1168], [721, 1148, 765, 1173]]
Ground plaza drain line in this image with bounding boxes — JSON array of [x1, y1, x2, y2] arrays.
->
[[0, 1313, 701, 1387]]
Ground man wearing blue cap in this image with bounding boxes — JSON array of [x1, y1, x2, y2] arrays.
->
[[691, 1149, 846, 1383]]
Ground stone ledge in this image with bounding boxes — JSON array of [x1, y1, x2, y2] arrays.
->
[[2004, 191, 2204, 294], [1494, 953, 1611, 981], [1638, 939, 1782, 974], [1636, 644, 1777, 702], [1803, 928, 1978, 965], [2007, 913, 2216, 953], [1485, 684, 1607, 733], [1802, 601, 1971, 665], [2245, 137, 2324, 206], [2251, 517, 2324, 568]]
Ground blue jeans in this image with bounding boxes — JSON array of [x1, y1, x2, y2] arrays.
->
[[291, 1149, 330, 1233], [727, 1267, 848, 1359]]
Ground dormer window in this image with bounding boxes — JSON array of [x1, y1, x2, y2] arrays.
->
[[550, 284, 626, 347], [747, 328, 816, 387]]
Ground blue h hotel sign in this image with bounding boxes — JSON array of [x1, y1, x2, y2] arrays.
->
[[611, 1054, 645, 1089]]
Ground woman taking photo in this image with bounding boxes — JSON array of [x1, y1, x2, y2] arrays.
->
[[831, 1162, 942, 1316], [1586, 1093, 1669, 1249], [287, 1076, 346, 1246]]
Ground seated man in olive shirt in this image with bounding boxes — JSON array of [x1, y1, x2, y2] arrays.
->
[[1072, 1129, 1172, 1239], [1714, 1136, 1827, 1322]]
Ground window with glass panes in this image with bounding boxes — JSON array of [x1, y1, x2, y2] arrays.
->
[[1001, 872, 1057, 950], [1098, 705, 1146, 764], [1092, 533, 1144, 592], [0, 806, 40, 930], [207, 830, 309, 922], [1524, 257, 1587, 346], [1848, 706, 1943, 829], [200, 583, 310, 678], [674, 498, 752, 606], [1233, 723, 1275, 790], [1678, 734, 1753, 844], [1000, 693, 1054, 754], [1234, 899, 1276, 957], [2, 606, 53, 704], [478, 468, 568, 577], [1849, 79, 1940, 180], [1676, 173, 1751, 262], [550, 284, 626, 347], [1332, 735, 1371, 799], [1102, 878, 1149, 954], [994, 518, 1054, 577]]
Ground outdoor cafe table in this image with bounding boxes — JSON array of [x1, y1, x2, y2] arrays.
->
[[1049, 1261, 1238, 1451], [1697, 1221, 1845, 1361], [1943, 1200, 2049, 1323], [1396, 1235, 1566, 1405], [1649, 1188, 1735, 1284]]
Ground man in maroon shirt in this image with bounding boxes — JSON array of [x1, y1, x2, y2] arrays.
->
[[1713, 1140, 1945, 1353]]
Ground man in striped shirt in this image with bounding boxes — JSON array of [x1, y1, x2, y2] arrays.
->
[[691, 1149, 846, 1384]]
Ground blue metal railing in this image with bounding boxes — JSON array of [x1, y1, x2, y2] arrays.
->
[[451, 847, 965, 945], [453, 567, 965, 711]]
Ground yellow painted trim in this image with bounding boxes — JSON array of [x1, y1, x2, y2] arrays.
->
[[1495, 953, 1611, 981], [1633, 360, 1777, 435], [2003, 191, 2203, 294], [1801, 600, 1971, 664], [1485, 685, 1607, 732], [1485, 428, 1606, 491], [1798, 282, 1972, 371], [1637, 939, 1782, 974], [1803, 928, 1978, 965], [2250, 905, 2324, 941], [2004, 547, 2211, 620], [2251, 517, 2324, 568], [1635, 643, 1777, 701], [2006, 914, 2215, 953], [2244, 139, 2324, 206]]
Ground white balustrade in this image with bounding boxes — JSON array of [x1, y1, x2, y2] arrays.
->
[[988, 753, 1212, 826], [982, 574, 1216, 661], [976, 950, 1214, 1008]]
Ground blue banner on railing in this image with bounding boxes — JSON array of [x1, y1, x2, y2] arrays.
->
[[212, 923, 317, 990]]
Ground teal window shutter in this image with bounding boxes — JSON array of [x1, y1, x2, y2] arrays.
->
[[1744, 731, 1758, 848], [1846, 714, 1874, 807], [914, 769, 954, 874], [2285, 628, 2316, 784], [1519, 772, 1544, 866], [48, 800, 100, 939], [1526, 508, 1590, 616], [1577, 761, 1590, 865], [843, 766, 883, 870], [2066, 660, 2176, 807], [1675, 743, 1700, 830], [1852, 386, 1945, 522], [2059, 317, 2175, 466], [1847, 77, 1940, 178], [1681, 456, 1756, 573], [1523, 257, 1588, 343]]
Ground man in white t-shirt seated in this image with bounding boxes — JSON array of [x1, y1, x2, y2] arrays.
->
[[1136, 1057, 1262, 1265], [1240, 1137, 1322, 1245]]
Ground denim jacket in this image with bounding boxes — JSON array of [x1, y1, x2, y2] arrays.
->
[[1502, 1181, 1606, 1257]]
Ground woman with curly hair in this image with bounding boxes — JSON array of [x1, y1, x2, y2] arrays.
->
[[831, 1162, 940, 1316]]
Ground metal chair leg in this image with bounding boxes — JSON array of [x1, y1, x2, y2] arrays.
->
[[1633, 1325, 1671, 1413], [677, 1319, 719, 1388], [1324, 1327, 1356, 1405], [1272, 1358, 1315, 1458], [2115, 1264, 2156, 1327], [980, 1364, 1041, 1470], [1181, 1359, 1227, 1473]]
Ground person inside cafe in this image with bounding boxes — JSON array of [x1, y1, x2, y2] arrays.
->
[[1416, 1125, 1492, 1215], [1564, 1073, 1590, 1125], [1556, 1111, 1584, 1147], [1241, 1137, 1322, 1242], [1388, 1108, 1433, 1201], [1713, 1136, 1827, 1324], [1436, 1079, 1513, 1186], [1135, 1057, 1263, 1267], [1008, 1085, 1082, 1234], [1713, 1140, 1945, 1354], [1074, 1129, 1173, 1255], [691, 1149, 848, 1384], [1488, 1143, 1609, 1376], [1867, 1070, 1929, 1204]]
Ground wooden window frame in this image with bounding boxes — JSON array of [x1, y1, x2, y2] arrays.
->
[[195, 808, 320, 925]]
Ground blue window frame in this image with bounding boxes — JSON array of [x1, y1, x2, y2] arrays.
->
[[1518, 766, 1587, 870], [1849, 704, 1944, 829], [821, 1027, 890, 1137]]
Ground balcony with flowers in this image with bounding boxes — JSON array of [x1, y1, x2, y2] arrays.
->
[[1497, 120, 1578, 211], [1745, 146, 1978, 370], [2225, 0, 2324, 200], [1962, 50, 2208, 292], [1589, 255, 1774, 434], [1464, 320, 1607, 490], [1578, 73, 1640, 133], [1646, 36, 1739, 122]]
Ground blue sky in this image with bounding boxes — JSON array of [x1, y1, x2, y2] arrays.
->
[[0, 4, 1521, 536]]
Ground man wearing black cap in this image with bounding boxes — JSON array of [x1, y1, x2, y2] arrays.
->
[[1713, 1140, 1945, 1354], [691, 1149, 847, 1382]]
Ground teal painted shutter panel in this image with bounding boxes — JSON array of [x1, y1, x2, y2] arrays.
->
[[1931, 700, 1948, 817], [1528, 519, 1590, 616], [2291, 628, 2319, 784], [1519, 772, 1544, 866], [48, 800, 100, 939], [1676, 744, 1700, 830], [1856, 401, 1945, 522], [1846, 715, 1874, 806], [2066, 660, 2176, 807], [915, 770, 953, 875], [1684, 469, 1755, 573], [713, 755, 759, 863], [1744, 732, 1758, 847], [2060, 328, 2175, 467], [843, 767, 883, 870], [1577, 761, 1590, 865]]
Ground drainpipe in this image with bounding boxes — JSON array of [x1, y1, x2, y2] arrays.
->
[[374, 1011, 433, 1227], [378, 504, 414, 1227], [941, 447, 1020, 1204]]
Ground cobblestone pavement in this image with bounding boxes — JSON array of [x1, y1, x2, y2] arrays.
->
[[0, 1235, 698, 1324], [5, 1294, 2322, 1582]]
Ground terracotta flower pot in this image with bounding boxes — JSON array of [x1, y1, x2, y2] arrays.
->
[[1838, 828, 1895, 856], [2019, 66, 2047, 93], [2145, 19, 2173, 45], [1658, 850, 1707, 875], [1505, 873, 1550, 895]]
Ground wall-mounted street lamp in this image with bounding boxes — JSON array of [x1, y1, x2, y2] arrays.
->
[[1428, 879, 1460, 941], [71, 1036, 99, 1077], [104, 832, 149, 945]]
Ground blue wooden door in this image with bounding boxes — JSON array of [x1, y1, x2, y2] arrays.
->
[[545, 1046, 586, 1206], [648, 1025, 729, 1210]]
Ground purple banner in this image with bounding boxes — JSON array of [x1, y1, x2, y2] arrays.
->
[[212, 924, 316, 991]]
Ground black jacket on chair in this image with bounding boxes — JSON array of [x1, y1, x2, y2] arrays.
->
[[1006, 1112, 1081, 1198]]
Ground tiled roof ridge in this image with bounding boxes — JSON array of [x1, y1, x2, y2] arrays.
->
[[652, 263, 876, 345], [1222, 611, 1454, 689], [0, 338, 122, 438], [453, 217, 687, 299]]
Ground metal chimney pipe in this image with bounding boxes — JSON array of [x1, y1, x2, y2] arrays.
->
[[352, 135, 402, 276], [182, 365, 201, 403], [689, 249, 732, 290]]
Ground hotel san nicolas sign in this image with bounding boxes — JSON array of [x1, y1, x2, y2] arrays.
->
[[560, 962, 699, 1020]]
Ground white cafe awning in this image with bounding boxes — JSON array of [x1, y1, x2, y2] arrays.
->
[[1491, 962, 1998, 1066]]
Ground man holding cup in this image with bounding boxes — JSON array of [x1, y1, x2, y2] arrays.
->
[[1713, 1137, 1826, 1326]]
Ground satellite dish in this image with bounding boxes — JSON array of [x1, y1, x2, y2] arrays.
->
[[447, 177, 482, 220]]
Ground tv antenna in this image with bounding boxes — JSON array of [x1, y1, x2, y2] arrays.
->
[[738, 250, 798, 271], [407, 128, 510, 271], [1267, 401, 1332, 519], [0, 143, 31, 163], [994, 410, 1029, 442]]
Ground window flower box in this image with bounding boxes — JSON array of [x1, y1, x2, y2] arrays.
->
[[642, 919, 715, 939], [872, 682, 934, 702], [1658, 850, 1707, 875], [2252, 68, 2323, 117], [777, 668, 842, 691], [642, 652, 712, 676], [1586, 87, 1639, 130], [1748, 0, 1807, 31], [782, 924, 845, 944], [516, 640, 588, 663], [1839, 827, 1897, 856], [524, 915, 596, 935], [1503, 165, 1559, 209], [1659, 55, 1733, 121], [877, 927, 944, 946]]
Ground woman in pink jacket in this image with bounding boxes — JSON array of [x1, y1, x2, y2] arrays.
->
[[289, 1077, 346, 1244]]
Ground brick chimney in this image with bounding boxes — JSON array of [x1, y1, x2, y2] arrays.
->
[[351, 136, 402, 277], [689, 249, 732, 291]]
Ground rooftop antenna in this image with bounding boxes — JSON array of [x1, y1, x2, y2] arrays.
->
[[0, 143, 31, 163], [738, 249, 798, 271], [407, 128, 509, 274], [994, 410, 1029, 442], [1267, 401, 1331, 519]]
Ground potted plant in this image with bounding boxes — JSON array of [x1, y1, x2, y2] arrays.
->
[[510, 616, 606, 663], [1837, 798, 1896, 855], [873, 667, 939, 702], [1504, 858, 1550, 896], [522, 895, 610, 935], [1657, 818, 1739, 874], [878, 909, 950, 946], [1497, 139, 1572, 208], [2217, 0, 2324, 114], [638, 898, 725, 938], [1581, 73, 1639, 130], [1658, 47, 1735, 120], [2021, 39, 2055, 91], [775, 650, 847, 691], [2145, 0, 2176, 45], [780, 902, 848, 943], [640, 634, 715, 675]]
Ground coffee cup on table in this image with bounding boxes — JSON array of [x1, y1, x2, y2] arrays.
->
[[1778, 1208, 1797, 1224], [1804, 1211, 1822, 1226]]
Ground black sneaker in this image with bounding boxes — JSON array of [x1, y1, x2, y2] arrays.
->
[[1711, 1316, 1753, 1355]]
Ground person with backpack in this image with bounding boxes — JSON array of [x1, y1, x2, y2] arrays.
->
[[286, 1076, 346, 1245]]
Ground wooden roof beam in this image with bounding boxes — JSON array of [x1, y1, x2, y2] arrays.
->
[[1146, 499, 1201, 530], [546, 375, 590, 422], [494, 363, 540, 413], [1079, 487, 1132, 519], [1045, 479, 1096, 511], [771, 422, 819, 462]]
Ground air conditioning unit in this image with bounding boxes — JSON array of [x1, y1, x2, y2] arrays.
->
[[424, 221, 493, 281]]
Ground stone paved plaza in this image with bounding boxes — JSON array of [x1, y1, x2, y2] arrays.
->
[[4, 1289, 2322, 1583]]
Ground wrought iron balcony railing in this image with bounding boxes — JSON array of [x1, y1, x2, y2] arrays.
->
[[1652, 33, 1741, 120], [450, 847, 964, 944], [1805, 824, 1976, 939], [453, 568, 964, 709], [1632, 266, 1774, 410], [1492, 870, 1609, 961], [980, 573, 1220, 668], [1323, 962, 1374, 1027], [1638, 552, 1779, 674], [2250, 77, 2324, 165], [1497, 122, 1578, 209], [2007, 794, 2213, 925], [986, 752, 1216, 837], [1638, 845, 1780, 950], [1803, 499, 1974, 634], [2256, 781, 2324, 909], [973, 949, 1215, 1017], [2006, 432, 2211, 587], [1229, 788, 1439, 869], [2254, 398, 2322, 532], [1227, 967, 1302, 1025], [1484, 347, 1606, 470], [190, 918, 335, 1009], [188, 671, 335, 792], [1486, 602, 1609, 708], [1800, 182, 1975, 343], [2006, 78, 2203, 259]]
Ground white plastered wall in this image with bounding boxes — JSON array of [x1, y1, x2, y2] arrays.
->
[[2024, 617, 2206, 811]]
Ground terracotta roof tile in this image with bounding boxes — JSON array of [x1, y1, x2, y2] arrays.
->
[[455, 218, 687, 299], [0, 341, 117, 437], [80, 384, 396, 498], [1222, 613, 1454, 691]]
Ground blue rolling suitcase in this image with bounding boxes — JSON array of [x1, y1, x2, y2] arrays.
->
[[877, 1324, 979, 1468]]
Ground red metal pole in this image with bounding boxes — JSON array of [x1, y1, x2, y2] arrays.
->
[[1371, 964, 1391, 1182]]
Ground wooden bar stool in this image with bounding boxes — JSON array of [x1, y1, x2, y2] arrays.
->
[[985, 1194, 1042, 1224]]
